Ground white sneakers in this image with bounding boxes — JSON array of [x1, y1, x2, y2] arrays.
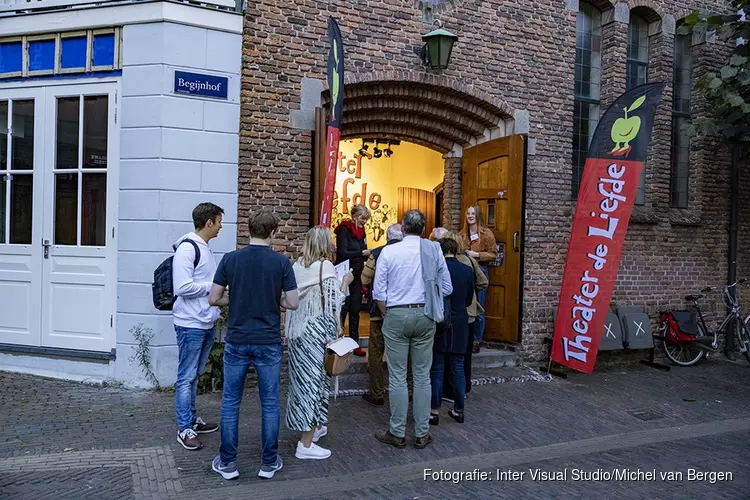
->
[[295, 426, 331, 460], [295, 441, 331, 460], [313, 425, 327, 443]]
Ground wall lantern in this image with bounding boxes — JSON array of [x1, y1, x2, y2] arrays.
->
[[417, 20, 458, 70]]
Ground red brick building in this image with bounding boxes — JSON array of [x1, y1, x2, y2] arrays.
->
[[240, 0, 748, 362]]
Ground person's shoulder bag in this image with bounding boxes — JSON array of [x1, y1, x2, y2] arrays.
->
[[419, 238, 445, 323], [314, 262, 356, 376]]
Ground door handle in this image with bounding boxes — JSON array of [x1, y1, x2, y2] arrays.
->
[[513, 232, 520, 252], [42, 239, 50, 259]]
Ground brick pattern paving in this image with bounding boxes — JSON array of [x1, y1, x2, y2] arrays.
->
[[1, 468, 133, 500], [2, 360, 749, 499]]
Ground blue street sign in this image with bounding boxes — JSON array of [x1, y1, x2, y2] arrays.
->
[[173, 71, 228, 99]]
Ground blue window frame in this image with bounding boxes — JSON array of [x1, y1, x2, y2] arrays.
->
[[61, 36, 88, 70], [92, 34, 115, 68], [28, 39, 56, 73], [0, 41, 23, 75], [0, 29, 120, 79]]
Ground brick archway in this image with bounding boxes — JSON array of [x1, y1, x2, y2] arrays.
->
[[320, 73, 519, 230], [322, 72, 516, 155]]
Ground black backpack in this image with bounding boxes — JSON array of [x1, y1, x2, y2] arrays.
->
[[152, 239, 201, 311]]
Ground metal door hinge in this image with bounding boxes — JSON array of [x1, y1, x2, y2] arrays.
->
[[110, 315, 113, 328], [112, 227, 115, 238]]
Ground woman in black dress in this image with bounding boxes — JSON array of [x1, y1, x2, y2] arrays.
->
[[333, 204, 370, 357]]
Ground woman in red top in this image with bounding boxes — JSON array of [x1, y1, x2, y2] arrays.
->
[[333, 204, 370, 357], [459, 204, 497, 353]]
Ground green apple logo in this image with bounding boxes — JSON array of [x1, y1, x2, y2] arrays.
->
[[609, 95, 646, 157]]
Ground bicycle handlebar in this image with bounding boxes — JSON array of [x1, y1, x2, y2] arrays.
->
[[699, 278, 746, 294]]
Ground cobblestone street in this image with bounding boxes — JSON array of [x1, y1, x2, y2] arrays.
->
[[2, 359, 749, 499]]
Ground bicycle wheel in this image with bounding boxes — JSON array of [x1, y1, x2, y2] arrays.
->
[[737, 317, 750, 364], [661, 322, 706, 366]]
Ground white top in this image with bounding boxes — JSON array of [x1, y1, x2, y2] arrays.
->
[[372, 235, 453, 308], [172, 232, 220, 330]]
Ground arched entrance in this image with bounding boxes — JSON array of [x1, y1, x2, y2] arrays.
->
[[314, 76, 526, 344]]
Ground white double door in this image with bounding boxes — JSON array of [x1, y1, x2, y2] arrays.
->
[[0, 82, 118, 352]]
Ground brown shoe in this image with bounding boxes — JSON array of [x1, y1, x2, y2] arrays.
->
[[362, 393, 385, 407], [374, 430, 406, 449], [192, 417, 219, 434], [414, 434, 433, 449], [177, 429, 202, 450]]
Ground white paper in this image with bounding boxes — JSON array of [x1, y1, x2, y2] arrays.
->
[[327, 336, 359, 356], [334, 260, 350, 297]]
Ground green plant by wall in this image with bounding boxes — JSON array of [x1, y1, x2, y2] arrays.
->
[[129, 323, 160, 389], [196, 305, 229, 394], [198, 342, 224, 394], [216, 305, 229, 334]]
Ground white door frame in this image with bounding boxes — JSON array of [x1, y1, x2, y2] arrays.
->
[[40, 82, 119, 352], [0, 88, 46, 347]]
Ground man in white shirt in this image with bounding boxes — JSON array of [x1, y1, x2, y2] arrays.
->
[[172, 202, 224, 451], [372, 210, 453, 449]]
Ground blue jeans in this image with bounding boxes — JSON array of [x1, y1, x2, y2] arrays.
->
[[219, 343, 282, 466], [430, 353, 465, 412], [175, 326, 215, 431], [474, 265, 489, 342]]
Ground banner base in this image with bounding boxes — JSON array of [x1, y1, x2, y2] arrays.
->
[[540, 338, 568, 379]]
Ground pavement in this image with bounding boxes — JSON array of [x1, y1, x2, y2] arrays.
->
[[1, 356, 750, 499]]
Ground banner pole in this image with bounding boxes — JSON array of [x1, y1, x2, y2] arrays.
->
[[320, 17, 344, 227]]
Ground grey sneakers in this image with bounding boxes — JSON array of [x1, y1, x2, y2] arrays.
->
[[258, 456, 284, 479], [212, 454, 284, 481], [211, 455, 239, 480]]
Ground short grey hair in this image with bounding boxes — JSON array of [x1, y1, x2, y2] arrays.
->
[[402, 210, 426, 236], [386, 223, 403, 242], [430, 227, 448, 241]]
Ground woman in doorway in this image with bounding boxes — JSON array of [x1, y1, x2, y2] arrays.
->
[[334, 204, 370, 357], [460, 205, 497, 353], [286, 226, 354, 460], [429, 237, 474, 426]]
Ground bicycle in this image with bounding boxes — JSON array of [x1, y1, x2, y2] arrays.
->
[[659, 279, 750, 366]]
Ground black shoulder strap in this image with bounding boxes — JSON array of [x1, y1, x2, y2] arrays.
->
[[176, 239, 201, 269]]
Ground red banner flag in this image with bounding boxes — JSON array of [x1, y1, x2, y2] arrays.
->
[[551, 83, 664, 374], [320, 17, 344, 227]]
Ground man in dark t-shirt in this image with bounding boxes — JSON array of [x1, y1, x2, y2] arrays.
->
[[207, 210, 299, 481]]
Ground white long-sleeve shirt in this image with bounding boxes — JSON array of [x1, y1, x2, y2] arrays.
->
[[172, 232, 220, 329], [373, 235, 453, 308]]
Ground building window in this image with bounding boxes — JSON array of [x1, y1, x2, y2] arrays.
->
[[572, 3, 602, 199], [627, 14, 649, 205], [0, 40, 23, 77], [671, 33, 691, 208], [0, 28, 121, 80]]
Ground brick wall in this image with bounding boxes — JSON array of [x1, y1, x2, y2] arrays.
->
[[240, 0, 746, 363]]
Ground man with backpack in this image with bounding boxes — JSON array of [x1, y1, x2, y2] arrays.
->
[[172, 202, 224, 451]]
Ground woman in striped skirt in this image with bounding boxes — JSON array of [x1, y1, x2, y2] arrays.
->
[[285, 226, 353, 460]]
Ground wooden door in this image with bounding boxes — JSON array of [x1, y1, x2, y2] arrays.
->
[[462, 135, 524, 342], [398, 187, 435, 237]]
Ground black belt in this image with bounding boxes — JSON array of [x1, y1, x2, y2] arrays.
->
[[387, 303, 425, 310]]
